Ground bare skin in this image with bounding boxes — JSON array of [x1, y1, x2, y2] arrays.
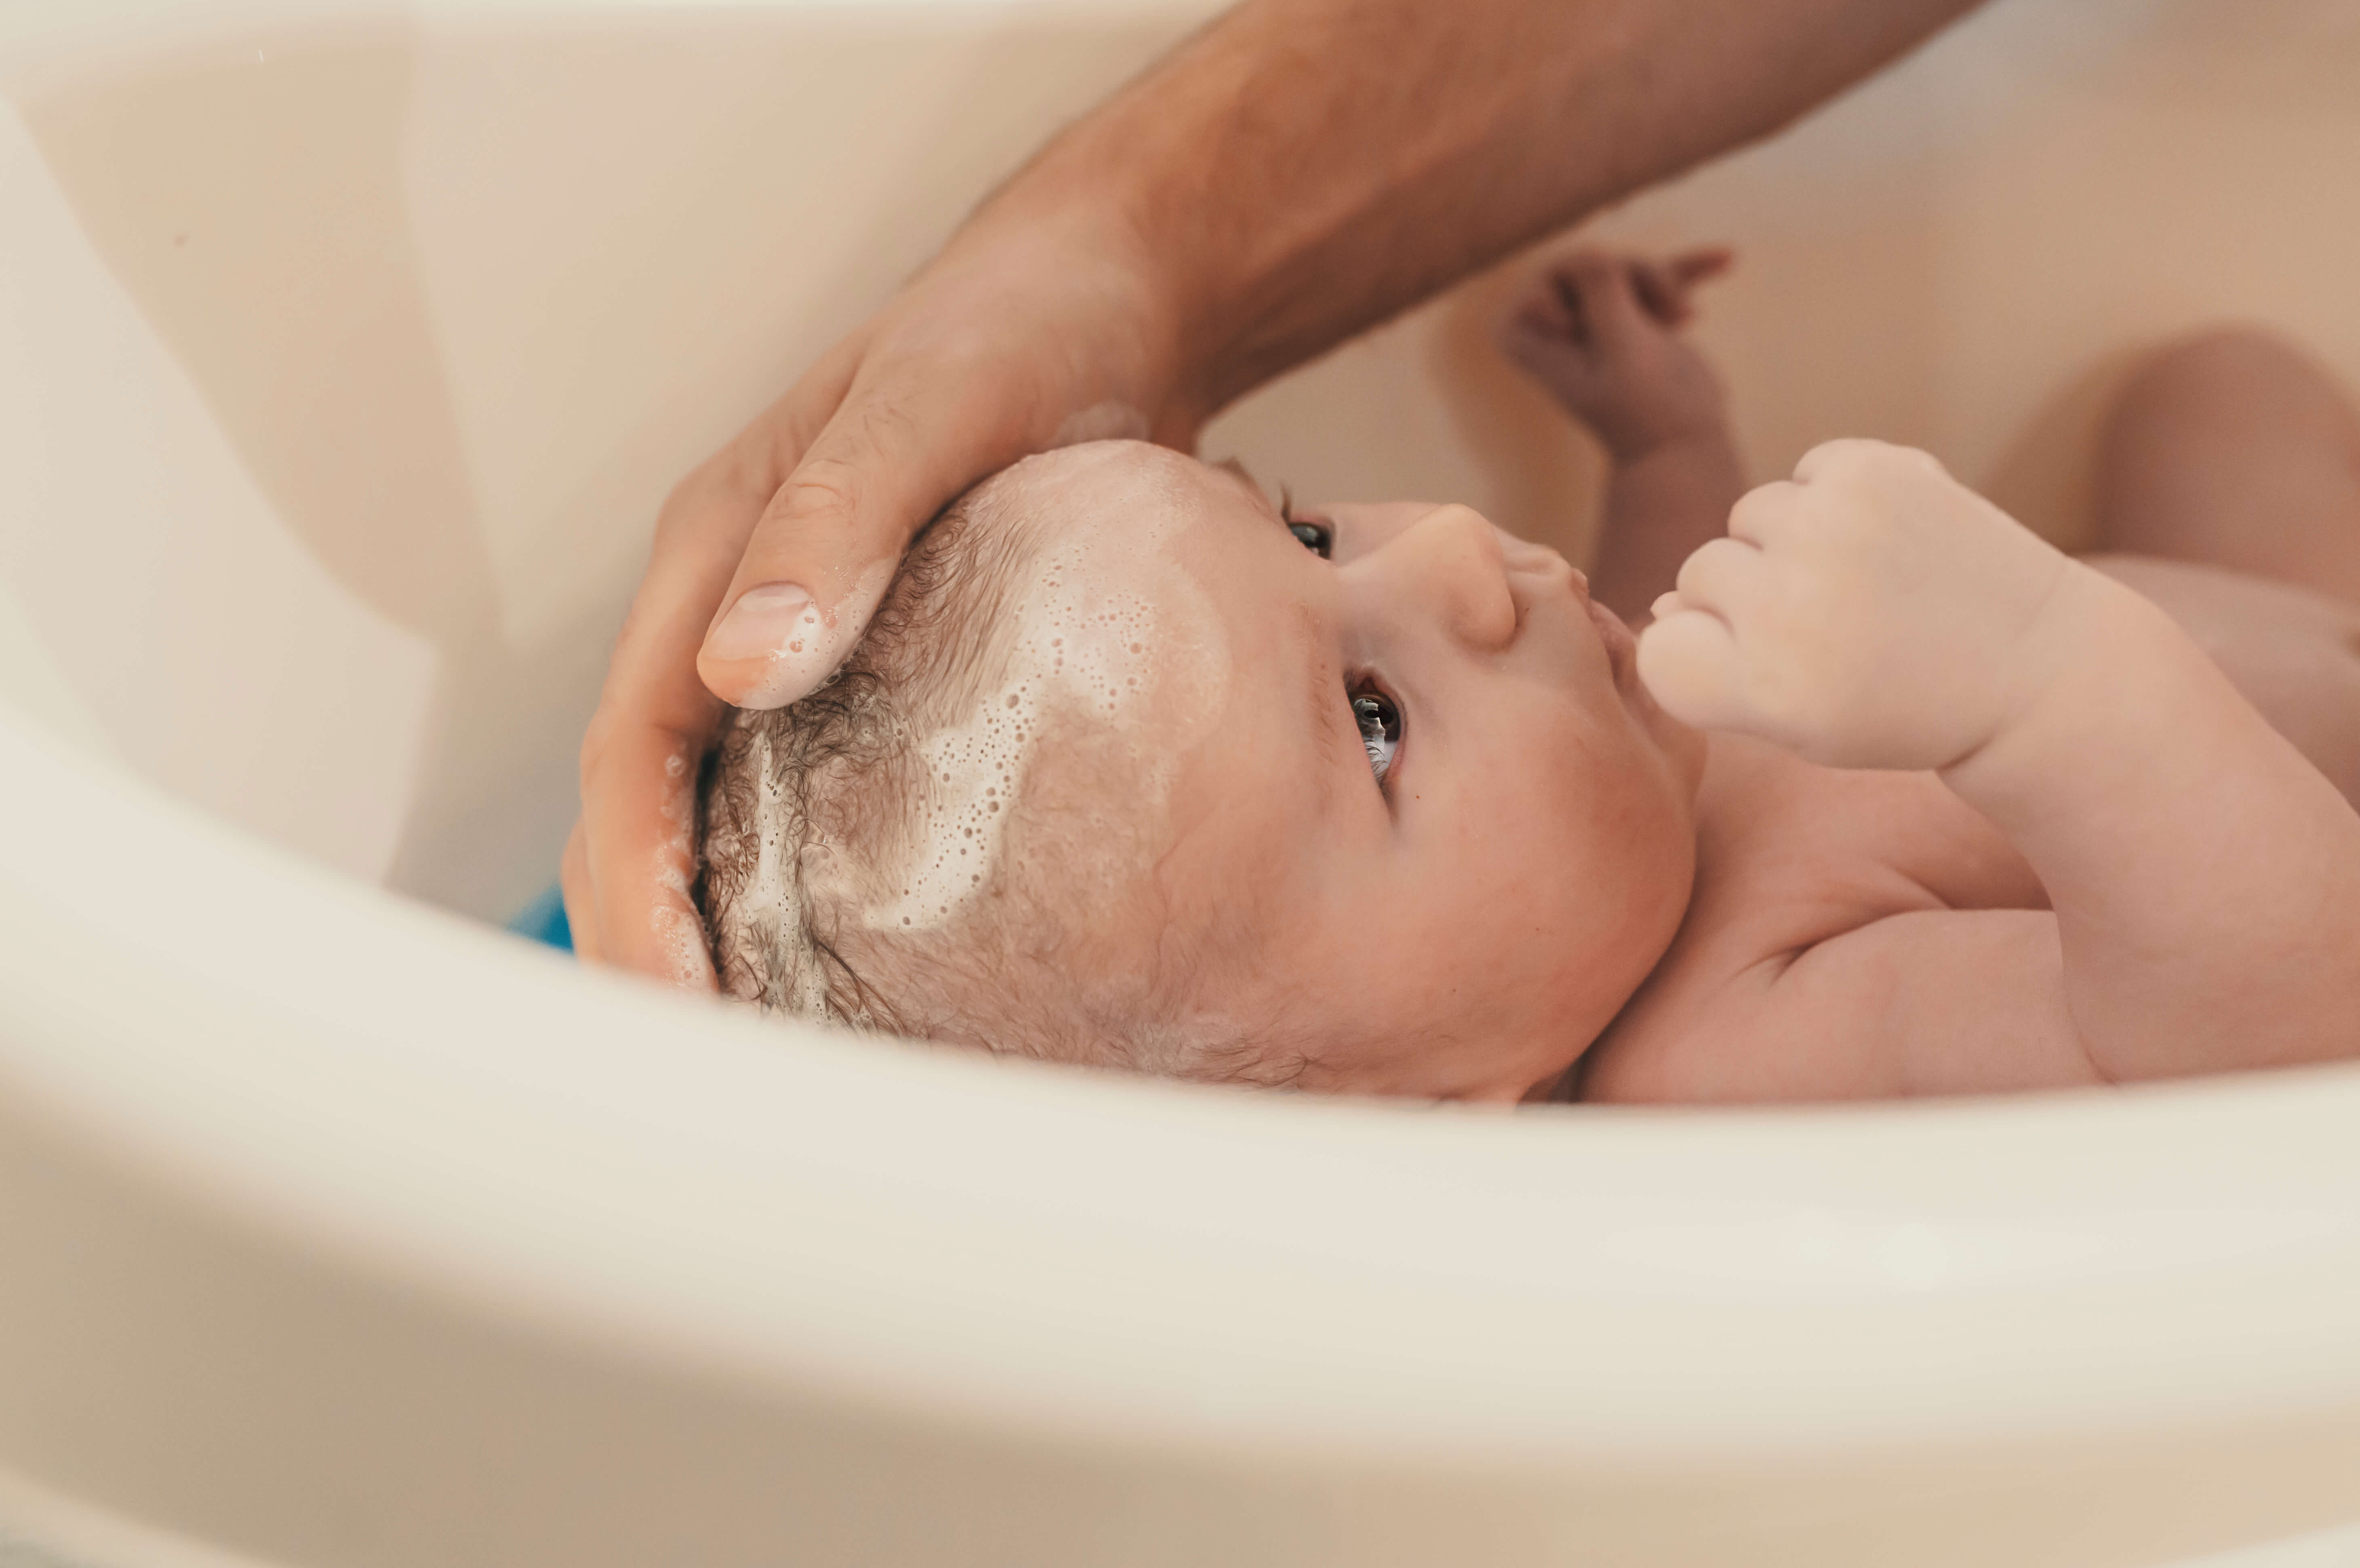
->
[[567, 0, 1988, 986], [753, 441, 1706, 1101], [692, 255, 2360, 1104], [1504, 256, 2360, 1100]]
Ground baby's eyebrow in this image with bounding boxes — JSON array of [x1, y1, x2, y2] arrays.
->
[[1292, 602, 1350, 815], [1210, 456, 1282, 516]]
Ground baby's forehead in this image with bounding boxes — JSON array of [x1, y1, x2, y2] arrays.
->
[[971, 440, 1233, 532]]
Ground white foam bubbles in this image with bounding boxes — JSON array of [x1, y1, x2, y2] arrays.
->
[[866, 516, 1224, 932]]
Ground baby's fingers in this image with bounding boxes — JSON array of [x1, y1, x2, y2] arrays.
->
[[1558, 252, 1654, 355], [1498, 294, 1582, 360], [1668, 247, 1735, 286], [1637, 606, 1749, 732], [1633, 247, 1732, 326], [1497, 297, 1606, 398], [1672, 535, 1768, 622]]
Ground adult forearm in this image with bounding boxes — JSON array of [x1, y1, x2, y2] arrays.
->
[[995, 0, 1983, 423]]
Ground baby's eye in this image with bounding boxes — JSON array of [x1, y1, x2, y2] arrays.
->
[[1352, 689, 1401, 786], [1279, 491, 1333, 559]]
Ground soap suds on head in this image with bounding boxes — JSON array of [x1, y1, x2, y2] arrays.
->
[[708, 725, 831, 1014], [652, 748, 717, 986], [699, 439, 1247, 1055], [865, 446, 1230, 934]]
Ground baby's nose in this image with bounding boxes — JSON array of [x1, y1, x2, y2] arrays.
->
[[1494, 527, 1585, 591], [1368, 504, 1520, 652]]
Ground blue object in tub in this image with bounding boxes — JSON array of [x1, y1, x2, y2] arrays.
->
[[509, 884, 574, 953]]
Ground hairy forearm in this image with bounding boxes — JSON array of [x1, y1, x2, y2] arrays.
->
[[995, 0, 1982, 423], [1593, 433, 1748, 624], [1941, 571, 2360, 1080]]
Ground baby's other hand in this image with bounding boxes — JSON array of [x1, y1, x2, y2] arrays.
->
[[1637, 440, 2080, 772], [1498, 247, 1733, 459]]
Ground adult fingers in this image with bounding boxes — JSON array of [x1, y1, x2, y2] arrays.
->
[[699, 357, 1014, 710], [558, 821, 605, 965], [571, 336, 869, 986], [577, 645, 723, 988], [577, 697, 718, 988], [576, 457, 779, 986]]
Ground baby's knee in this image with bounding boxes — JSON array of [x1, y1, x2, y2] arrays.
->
[[2117, 324, 2348, 430]]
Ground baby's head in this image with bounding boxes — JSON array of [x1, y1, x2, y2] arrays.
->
[[698, 441, 1703, 1100]]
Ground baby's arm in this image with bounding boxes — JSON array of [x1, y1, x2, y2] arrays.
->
[[1500, 249, 1748, 624], [1643, 440, 2360, 1087]]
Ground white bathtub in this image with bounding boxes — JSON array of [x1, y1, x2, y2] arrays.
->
[[5, 1, 2360, 1564]]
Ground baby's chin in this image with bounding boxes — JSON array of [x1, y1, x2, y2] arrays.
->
[[1600, 613, 1706, 796], [1641, 697, 1709, 799]]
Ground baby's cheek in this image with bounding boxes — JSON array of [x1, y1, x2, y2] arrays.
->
[[1555, 753, 1694, 977]]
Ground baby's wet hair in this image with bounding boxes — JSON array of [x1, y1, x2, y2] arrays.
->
[[695, 469, 1312, 1083], [697, 489, 1022, 1033]]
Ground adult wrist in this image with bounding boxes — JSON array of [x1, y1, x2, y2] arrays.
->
[[957, 133, 1227, 440], [929, 187, 1207, 443]]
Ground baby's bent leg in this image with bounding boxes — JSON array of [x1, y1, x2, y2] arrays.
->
[[2094, 326, 2360, 603]]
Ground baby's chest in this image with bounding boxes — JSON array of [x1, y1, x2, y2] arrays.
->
[[1692, 737, 2041, 936], [1595, 741, 2043, 1067]]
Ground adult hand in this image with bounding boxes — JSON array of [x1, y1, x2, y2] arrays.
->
[[566, 0, 1990, 988], [565, 210, 1195, 985]]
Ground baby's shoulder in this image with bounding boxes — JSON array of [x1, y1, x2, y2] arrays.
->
[[1687, 734, 2043, 934], [1580, 736, 2046, 1100]]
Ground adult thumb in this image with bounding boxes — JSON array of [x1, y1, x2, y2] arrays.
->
[[697, 382, 988, 710]]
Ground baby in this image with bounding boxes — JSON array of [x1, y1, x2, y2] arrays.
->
[[697, 249, 2360, 1103]]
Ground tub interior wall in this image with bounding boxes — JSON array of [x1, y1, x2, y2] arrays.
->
[[3, 0, 2360, 919]]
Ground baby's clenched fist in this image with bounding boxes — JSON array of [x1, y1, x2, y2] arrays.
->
[[1635, 439, 2081, 772]]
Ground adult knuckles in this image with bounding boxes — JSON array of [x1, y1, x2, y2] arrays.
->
[[651, 459, 736, 549], [577, 704, 647, 783], [579, 695, 711, 788], [878, 317, 1024, 393], [768, 458, 870, 539]]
